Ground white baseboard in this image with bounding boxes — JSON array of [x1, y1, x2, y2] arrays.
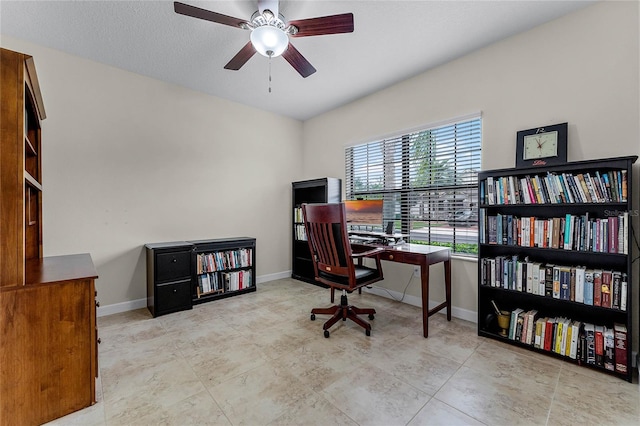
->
[[256, 270, 291, 284], [97, 271, 477, 321], [362, 285, 477, 323], [97, 298, 147, 317], [97, 271, 293, 317]]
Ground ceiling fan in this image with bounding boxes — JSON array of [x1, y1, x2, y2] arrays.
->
[[174, 0, 354, 78]]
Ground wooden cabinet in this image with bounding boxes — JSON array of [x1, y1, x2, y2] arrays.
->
[[477, 156, 636, 382], [146, 238, 256, 317], [1, 47, 45, 290], [1, 48, 99, 425], [292, 178, 341, 284]]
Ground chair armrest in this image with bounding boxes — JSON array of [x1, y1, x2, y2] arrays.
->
[[350, 244, 384, 258]]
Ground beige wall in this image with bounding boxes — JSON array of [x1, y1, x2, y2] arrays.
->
[[301, 1, 640, 322], [1, 36, 303, 308], [1, 1, 638, 329]]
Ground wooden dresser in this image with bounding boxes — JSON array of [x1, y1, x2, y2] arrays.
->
[[1, 48, 100, 425]]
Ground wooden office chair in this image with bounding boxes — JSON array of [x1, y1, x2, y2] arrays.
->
[[302, 203, 384, 337]]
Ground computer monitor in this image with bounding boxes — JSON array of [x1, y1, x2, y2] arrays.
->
[[344, 199, 384, 228]]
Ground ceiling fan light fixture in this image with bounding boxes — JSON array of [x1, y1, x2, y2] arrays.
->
[[250, 23, 288, 57]]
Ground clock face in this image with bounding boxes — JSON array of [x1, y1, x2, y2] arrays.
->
[[523, 131, 558, 160]]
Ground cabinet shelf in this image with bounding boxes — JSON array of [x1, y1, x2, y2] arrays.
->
[[24, 171, 42, 191], [478, 155, 636, 382], [25, 135, 37, 157]]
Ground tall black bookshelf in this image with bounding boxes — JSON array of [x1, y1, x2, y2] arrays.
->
[[292, 178, 341, 285], [477, 156, 636, 382]]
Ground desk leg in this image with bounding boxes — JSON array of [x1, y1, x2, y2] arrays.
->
[[420, 259, 429, 338], [444, 259, 452, 321]]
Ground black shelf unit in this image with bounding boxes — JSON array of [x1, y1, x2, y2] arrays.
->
[[292, 178, 341, 285], [477, 156, 636, 382], [146, 237, 256, 317], [190, 238, 256, 305]]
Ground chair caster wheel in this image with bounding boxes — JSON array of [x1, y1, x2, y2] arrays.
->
[[324, 330, 330, 338], [365, 329, 371, 336], [310, 314, 316, 321], [368, 314, 375, 320]]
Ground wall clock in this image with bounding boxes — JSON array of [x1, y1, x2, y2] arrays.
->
[[515, 122, 567, 168]]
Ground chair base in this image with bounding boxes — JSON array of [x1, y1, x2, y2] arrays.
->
[[310, 294, 376, 337]]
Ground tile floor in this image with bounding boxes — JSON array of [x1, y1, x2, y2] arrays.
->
[[47, 278, 639, 426]]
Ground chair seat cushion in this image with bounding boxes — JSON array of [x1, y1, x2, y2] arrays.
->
[[318, 265, 381, 287]]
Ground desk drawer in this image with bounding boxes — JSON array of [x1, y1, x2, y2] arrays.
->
[[156, 279, 192, 314], [378, 250, 421, 265], [156, 251, 191, 282]]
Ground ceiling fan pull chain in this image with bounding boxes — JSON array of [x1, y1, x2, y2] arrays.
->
[[268, 52, 272, 93]]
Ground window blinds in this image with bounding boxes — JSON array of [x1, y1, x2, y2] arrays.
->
[[345, 116, 482, 254]]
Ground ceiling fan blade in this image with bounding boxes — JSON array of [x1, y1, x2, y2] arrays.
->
[[224, 42, 257, 70], [282, 43, 316, 78], [288, 13, 354, 37], [174, 2, 248, 29]]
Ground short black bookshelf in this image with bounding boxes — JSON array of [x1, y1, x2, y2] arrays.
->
[[477, 156, 636, 382], [191, 238, 256, 305], [146, 237, 256, 317], [292, 178, 341, 285]]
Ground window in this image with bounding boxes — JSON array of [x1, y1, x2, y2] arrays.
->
[[345, 115, 482, 255]]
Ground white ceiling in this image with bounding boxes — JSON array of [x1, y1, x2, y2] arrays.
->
[[1, 0, 596, 121]]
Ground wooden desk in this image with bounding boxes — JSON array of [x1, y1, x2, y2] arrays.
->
[[378, 244, 452, 338]]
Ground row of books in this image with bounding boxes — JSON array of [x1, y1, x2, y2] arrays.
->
[[481, 169, 628, 205], [196, 270, 253, 296], [196, 272, 223, 296], [294, 224, 307, 241], [479, 211, 629, 254], [504, 309, 627, 374], [480, 257, 627, 310], [196, 249, 252, 274], [294, 207, 304, 223]]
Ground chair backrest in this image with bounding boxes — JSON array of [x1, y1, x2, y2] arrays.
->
[[302, 203, 356, 289]]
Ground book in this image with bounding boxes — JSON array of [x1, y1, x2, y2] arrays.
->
[[534, 317, 546, 349], [620, 273, 627, 311], [544, 265, 554, 297], [509, 308, 523, 340], [515, 310, 526, 341], [569, 321, 580, 359], [555, 318, 565, 354], [594, 325, 604, 366], [525, 310, 538, 345], [611, 271, 621, 309], [520, 310, 530, 344], [559, 267, 571, 300], [603, 327, 615, 371], [584, 323, 595, 364], [584, 269, 594, 305], [564, 318, 572, 356], [614, 323, 628, 374], [600, 270, 612, 308], [592, 270, 602, 306], [544, 318, 555, 352], [574, 266, 585, 304], [552, 266, 561, 299]]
